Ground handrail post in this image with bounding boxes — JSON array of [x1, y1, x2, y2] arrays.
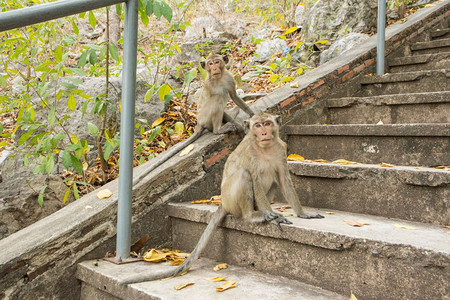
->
[[116, 0, 138, 261], [377, 0, 386, 75]]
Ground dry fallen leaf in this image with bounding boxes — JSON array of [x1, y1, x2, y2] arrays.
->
[[282, 212, 294, 217], [290, 82, 299, 88], [344, 219, 370, 227], [206, 276, 227, 282], [376, 120, 384, 125], [84, 205, 93, 210], [143, 249, 171, 262], [179, 144, 194, 156], [394, 224, 417, 230], [191, 199, 212, 204], [313, 159, 330, 163], [213, 263, 228, 271], [276, 205, 291, 212], [350, 291, 358, 300], [332, 159, 358, 165], [287, 154, 305, 161], [97, 189, 113, 199], [444, 225, 450, 229], [216, 281, 237, 292], [380, 163, 395, 168], [151, 117, 165, 128], [175, 282, 194, 290], [325, 211, 335, 215]]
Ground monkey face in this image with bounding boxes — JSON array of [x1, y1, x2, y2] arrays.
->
[[208, 59, 223, 76], [253, 120, 274, 145]]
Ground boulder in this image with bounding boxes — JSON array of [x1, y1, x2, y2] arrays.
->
[[319, 33, 370, 64]]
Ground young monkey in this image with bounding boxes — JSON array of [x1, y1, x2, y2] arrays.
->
[[121, 112, 323, 284], [133, 53, 254, 185]]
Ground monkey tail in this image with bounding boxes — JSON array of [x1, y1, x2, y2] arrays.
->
[[119, 205, 228, 285], [133, 128, 204, 185]]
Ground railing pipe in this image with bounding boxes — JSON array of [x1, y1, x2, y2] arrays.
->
[[0, 0, 123, 32], [377, 0, 386, 75], [115, 0, 138, 261]]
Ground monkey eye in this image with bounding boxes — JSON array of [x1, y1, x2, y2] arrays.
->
[[263, 121, 272, 127], [254, 123, 262, 128]]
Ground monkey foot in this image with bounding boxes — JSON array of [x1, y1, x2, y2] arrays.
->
[[299, 213, 325, 219], [270, 216, 293, 231]]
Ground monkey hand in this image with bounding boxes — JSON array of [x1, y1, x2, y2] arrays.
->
[[299, 213, 324, 219]]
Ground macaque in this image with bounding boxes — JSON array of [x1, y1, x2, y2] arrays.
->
[[133, 54, 254, 185], [121, 112, 322, 284]]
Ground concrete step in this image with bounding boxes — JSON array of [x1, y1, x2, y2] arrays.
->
[[411, 37, 450, 54], [167, 202, 449, 300], [325, 91, 450, 124], [357, 69, 450, 97], [288, 161, 449, 225], [388, 52, 450, 72], [285, 123, 450, 166], [77, 257, 346, 300], [431, 28, 450, 39]]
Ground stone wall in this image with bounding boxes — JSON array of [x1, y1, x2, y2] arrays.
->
[[0, 2, 448, 299]]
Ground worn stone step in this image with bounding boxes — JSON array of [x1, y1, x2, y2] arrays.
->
[[288, 161, 449, 225], [411, 37, 450, 54], [357, 69, 450, 96], [388, 52, 450, 72], [166, 202, 449, 300], [325, 91, 450, 124], [77, 257, 346, 300], [285, 123, 450, 166], [431, 28, 450, 39]]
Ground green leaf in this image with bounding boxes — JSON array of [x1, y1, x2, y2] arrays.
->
[[109, 42, 120, 61], [0, 75, 7, 88], [174, 122, 184, 136], [140, 8, 149, 26], [89, 10, 97, 28], [160, 1, 172, 22], [62, 150, 72, 170], [61, 81, 76, 89], [153, 0, 161, 19], [184, 68, 197, 86], [144, 86, 156, 102], [70, 154, 83, 174], [147, 126, 161, 143], [43, 154, 55, 174], [77, 50, 88, 68], [48, 105, 56, 126], [103, 142, 115, 160], [72, 19, 79, 35], [54, 45, 63, 62], [73, 182, 79, 200], [89, 49, 97, 65], [68, 94, 76, 111], [88, 122, 99, 136], [158, 83, 171, 102], [38, 185, 47, 207], [146, 0, 153, 15], [65, 67, 87, 76], [18, 129, 36, 146], [63, 186, 71, 204], [116, 3, 122, 15]]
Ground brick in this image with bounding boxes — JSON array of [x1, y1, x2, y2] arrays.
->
[[281, 95, 296, 108], [337, 65, 349, 74], [205, 148, 229, 167], [342, 70, 354, 82], [311, 79, 325, 90], [301, 97, 315, 106], [314, 86, 330, 98], [365, 58, 375, 67], [354, 63, 366, 74]]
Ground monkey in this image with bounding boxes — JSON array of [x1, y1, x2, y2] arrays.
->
[[133, 54, 254, 185], [120, 112, 323, 285]]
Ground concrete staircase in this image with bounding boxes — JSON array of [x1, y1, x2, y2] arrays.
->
[[77, 11, 450, 300]]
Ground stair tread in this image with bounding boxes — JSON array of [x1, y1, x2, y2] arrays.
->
[[411, 37, 450, 50], [168, 202, 450, 255], [326, 91, 450, 107], [77, 257, 346, 300], [285, 123, 450, 136], [388, 52, 450, 66], [359, 69, 450, 84]]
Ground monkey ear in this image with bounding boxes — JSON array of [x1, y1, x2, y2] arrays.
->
[[200, 60, 206, 70], [244, 119, 250, 134], [275, 115, 282, 126], [222, 55, 229, 65]]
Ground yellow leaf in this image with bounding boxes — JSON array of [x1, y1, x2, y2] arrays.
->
[[143, 249, 172, 262], [283, 26, 298, 36], [394, 224, 417, 230], [325, 211, 335, 215], [211, 195, 222, 205], [444, 225, 450, 229], [344, 219, 370, 227], [82, 161, 89, 171], [315, 39, 329, 45], [332, 159, 357, 165], [216, 281, 237, 292], [97, 189, 113, 199], [380, 163, 395, 167], [350, 291, 358, 300], [191, 199, 211, 204], [168, 258, 185, 266], [287, 154, 305, 161], [175, 282, 194, 290], [275, 205, 291, 212], [213, 263, 228, 271], [299, 3, 306, 6], [376, 120, 384, 125], [313, 159, 330, 163], [206, 276, 227, 282], [179, 144, 194, 156], [151, 117, 165, 128], [435, 165, 450, 170]]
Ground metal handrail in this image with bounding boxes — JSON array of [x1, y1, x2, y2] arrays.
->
[[377, 0, 386, 75], [0, 0, 138, 261]]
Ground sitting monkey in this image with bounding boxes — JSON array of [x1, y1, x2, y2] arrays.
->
[[121, 112, 323, 284], [133, 53, 254, 185]]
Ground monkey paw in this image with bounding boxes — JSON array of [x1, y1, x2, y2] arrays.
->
[[263, 212, 284, 222], [271, 216, 293, 231]]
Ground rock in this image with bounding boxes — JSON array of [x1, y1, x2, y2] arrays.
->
[[254, 38, 288, 63], [184, 16, 224, 41], [319, 33, 370, 64], [294, 4, 306, 27], [301, 0, 377, 44]]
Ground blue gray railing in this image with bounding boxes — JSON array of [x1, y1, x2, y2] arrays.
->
[[0, 0, 138, 261], [377, 0, 386, 75]]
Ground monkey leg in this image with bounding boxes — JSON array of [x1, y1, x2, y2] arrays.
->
[[223, 111, 245, 133]]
